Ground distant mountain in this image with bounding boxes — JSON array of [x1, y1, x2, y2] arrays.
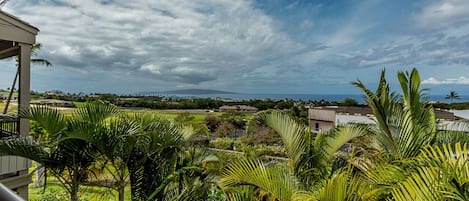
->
[[162, 89, 238, 95]]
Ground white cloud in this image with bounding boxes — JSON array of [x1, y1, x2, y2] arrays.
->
[[3, 0, 305, 86], [415, 0, 469, 28], [422, 76, 469, 85]]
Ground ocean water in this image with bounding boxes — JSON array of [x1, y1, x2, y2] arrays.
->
[[161, 93, 469, 103]]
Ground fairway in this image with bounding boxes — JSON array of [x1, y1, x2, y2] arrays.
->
[[121, 108, 223, 124]]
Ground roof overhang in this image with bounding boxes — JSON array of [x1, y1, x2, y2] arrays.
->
[[0, 10, 39, 45]]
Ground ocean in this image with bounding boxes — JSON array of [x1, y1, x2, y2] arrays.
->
[[159, 93, 469, 103]]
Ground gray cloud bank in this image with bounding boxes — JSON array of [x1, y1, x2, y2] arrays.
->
[[5, 0, 306, 87]]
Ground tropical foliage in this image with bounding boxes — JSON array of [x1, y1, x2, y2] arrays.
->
[[220, 68, 469, 201], [1, 68, 468, 201]]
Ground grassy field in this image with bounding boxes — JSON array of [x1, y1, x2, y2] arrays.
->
[[0, 102, 18, 114]]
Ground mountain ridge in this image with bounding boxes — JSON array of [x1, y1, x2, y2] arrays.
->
[[161, 89, 238, 95]]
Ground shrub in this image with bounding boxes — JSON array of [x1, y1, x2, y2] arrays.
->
[[209, 137, 234, 150], [215, 121, 237, 138]]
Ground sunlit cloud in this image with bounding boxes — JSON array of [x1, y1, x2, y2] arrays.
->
[[422, 76, 469, 85]]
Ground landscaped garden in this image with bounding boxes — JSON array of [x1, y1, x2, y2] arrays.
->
[[1, 69, 469, 201]]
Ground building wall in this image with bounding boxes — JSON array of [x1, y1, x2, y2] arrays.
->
[[309, 109, 336, 122], [310, 120, 335, 132], [309, 109, 336, 132]]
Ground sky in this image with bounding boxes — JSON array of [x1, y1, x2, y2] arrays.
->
[[1, 0, 468, 95]]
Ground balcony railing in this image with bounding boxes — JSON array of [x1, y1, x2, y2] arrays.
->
[[0, 115, 19, 139]]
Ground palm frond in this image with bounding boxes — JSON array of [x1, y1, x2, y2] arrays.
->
[[0, 137, 49, 164], [293, 170, 365, 201], [19, 105, 66, 137], [180, 125, 196, 141], [221, 159, 300, 201], [257, 110, 307, 170], [72, 101, 119, 123], [31, 59, 52, 66], [391, 166, 444, 201], [320, 124, 369, 161], [352, 70, 400, 156]]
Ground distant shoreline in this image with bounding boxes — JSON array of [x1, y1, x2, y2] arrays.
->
[[136, 93, 469, 103]]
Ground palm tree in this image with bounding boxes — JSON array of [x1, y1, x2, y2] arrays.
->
[[3, 43, 51, 114], [350, 68, 469, 200], [221, 110, 368, 200], [63, 115, 138, 201], [222, 68, 468, 200], [126, 113, 201, 201], [352, 68, 436, 160], [445, 90, 460, 105], [65, 111, 211, 201], [363, 143, 469, 200], [0, 102, 118, 201], [0, 0, 9, 9]]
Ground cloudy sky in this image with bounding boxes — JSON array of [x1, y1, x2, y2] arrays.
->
[[1, 0, 468, 95]]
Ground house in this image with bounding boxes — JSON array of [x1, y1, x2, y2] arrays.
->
[[0, 10, 38, 199], [219, 105, 258, 113], [309, 106, 458, 133]]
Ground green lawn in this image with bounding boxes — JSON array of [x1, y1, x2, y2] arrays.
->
[[121, 108, 224, 125], [29, 162, 131, 201]]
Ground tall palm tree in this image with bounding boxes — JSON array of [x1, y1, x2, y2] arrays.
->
[[0, 102, 118, 201], [3, 43, 51, 114], [445, 90, 460, 105]]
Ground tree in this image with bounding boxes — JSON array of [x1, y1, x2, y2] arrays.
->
[[204, 115, 221, 132], [125, 113, 199, 201], [0, 102, 118, 201], [215, 121, 236, 138], [65, 116, 139, 201], [445, 90, 460, 105], [352, 68, 436, 160], [351, 68, 468, 199], [222, 68, 469, 200], [341, 98, 359, 106], [221, 110, 367, 200]]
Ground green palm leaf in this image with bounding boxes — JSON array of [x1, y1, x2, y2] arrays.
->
[[318, 125, 368, 161], [0, 137, 49, 164], [221, 159, 300, 201], [19, 105, 66, 137], [293, 170, 365, 201], [257, 110, 307, 170]]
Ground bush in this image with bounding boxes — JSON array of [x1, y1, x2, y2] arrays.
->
[[204, 115, 221, 132], [252, 145, 285, 157], [209, 137, 234, 150], [215, 121, 237, 138]]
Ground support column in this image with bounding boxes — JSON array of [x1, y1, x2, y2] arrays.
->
[[18, 43, 31, 137], [18, 44, 32, 200], [16, 170, 29, 200]]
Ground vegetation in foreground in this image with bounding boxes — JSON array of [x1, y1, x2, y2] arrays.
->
[[0, 68, 468, 201]]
